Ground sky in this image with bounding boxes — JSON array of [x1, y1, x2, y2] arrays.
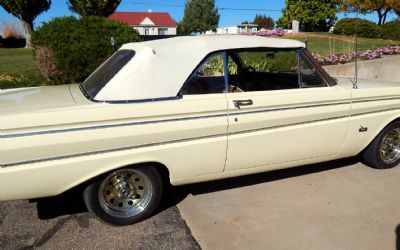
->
[[0, 0, 398, 35]]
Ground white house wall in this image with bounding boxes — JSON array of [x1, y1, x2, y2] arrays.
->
[[132, 26, 177, 35], [205, 26, 258, 35]]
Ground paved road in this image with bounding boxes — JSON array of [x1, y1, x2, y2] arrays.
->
[[0, 187, 200, 250]]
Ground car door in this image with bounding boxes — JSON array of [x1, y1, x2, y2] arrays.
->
[[174, 52, 229, 177], [224, 48, 351, 172]]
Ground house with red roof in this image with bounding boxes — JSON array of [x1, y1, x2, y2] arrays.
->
[[108, 11, 177, 36]]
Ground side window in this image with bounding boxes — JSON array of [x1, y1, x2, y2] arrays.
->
[[230, 50, 299, 92], [299, 54, 326, 88], [237, 50, 297, 73], [182, 53, 226, 95]]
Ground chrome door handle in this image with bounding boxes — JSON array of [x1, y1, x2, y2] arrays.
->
[[233, 99, 253, 109]]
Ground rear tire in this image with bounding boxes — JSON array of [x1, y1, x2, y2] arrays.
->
[[362, 121, 400, 169], [83, 166, 162, 226]]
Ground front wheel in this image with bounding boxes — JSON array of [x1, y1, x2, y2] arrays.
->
[[83, 166, 162, 226], [362, 121, 400, 169]]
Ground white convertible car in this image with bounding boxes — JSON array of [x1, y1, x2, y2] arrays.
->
[[1, 36, 400, 225]]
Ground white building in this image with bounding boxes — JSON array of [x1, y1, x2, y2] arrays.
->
[[205, 24, 258, 35]]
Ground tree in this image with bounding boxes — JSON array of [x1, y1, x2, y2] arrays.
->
[[68, 0, 121, 17], [340, 0, 400, 25], [0, 0, 51, 48], [176, 20, 185, 35], [253, 14, 274, 30], [180, 0, 219, 34], [277, 0, 339, 32]]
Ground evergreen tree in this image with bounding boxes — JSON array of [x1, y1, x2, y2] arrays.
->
[[253, 14, 274, 30]]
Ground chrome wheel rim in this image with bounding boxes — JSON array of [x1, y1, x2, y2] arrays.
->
[[98, 169, 153, 218], [380, 128, 400, 165]]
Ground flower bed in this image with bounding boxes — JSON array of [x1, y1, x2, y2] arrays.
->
[[242, 29, 284, 37], [316, 45, 400, 66]]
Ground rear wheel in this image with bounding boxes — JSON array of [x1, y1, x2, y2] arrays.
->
[[362, 121, 400, 169], [83, 166, 162, 226]]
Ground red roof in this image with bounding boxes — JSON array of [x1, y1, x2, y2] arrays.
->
[[109, 12, 176, 26]]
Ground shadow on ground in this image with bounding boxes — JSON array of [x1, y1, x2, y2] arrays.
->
[[35, 157, 359, 220], [396, 224, 400, 250]]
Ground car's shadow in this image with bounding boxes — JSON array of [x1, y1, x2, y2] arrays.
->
[[396, 224, 400, 250], [35, 157, 359, 220]]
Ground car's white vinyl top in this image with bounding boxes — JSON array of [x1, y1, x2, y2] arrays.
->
[[95, 35, 305, 101]]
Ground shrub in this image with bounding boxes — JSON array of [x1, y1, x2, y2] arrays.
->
[[34, 46, 58, 81], [32, 16, 140, 84], [381, 21, 400, 41], [333, 18, 381, 39]]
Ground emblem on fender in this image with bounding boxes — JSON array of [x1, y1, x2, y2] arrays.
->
[[359, 125, 368, 132]]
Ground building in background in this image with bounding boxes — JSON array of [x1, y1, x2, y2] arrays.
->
[[205, 24, 258, 35], [109, 11, 177, 36]]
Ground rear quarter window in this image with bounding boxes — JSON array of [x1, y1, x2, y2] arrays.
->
[[82, 50, 135, 99]]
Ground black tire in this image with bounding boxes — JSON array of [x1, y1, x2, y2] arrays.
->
[[83, 166, 163, 226], [362, 121, 400, 169]]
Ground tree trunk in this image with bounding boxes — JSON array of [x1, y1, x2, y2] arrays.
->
[[377, 9, 383, 25], [22, 20, 34, 48], [382, 8, 391, 25]]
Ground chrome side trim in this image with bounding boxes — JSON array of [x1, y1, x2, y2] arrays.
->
[[2, 133, 228, 168], [351, 107, 400, 117], [3, 101, 350, 138], [229, 115, 348, 136], [352, 96, 400, 103], [2, 115, 348, 168], [1, 113, 227, 139]]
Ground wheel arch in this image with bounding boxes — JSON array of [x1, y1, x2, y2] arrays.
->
[[357, 115, 400, 156], [57, 159, 172, 200], [360, 116, 400, 168], [80, 161, 171, 187]]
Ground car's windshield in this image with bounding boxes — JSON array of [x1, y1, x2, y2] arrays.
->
[[81, 49, 135, 99]]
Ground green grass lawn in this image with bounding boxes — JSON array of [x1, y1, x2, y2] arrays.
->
[[0, 48, 43, 89], [287, 34, 400, 56]]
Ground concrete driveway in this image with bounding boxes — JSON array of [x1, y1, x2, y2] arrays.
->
[[177, 158, 400, 250]]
